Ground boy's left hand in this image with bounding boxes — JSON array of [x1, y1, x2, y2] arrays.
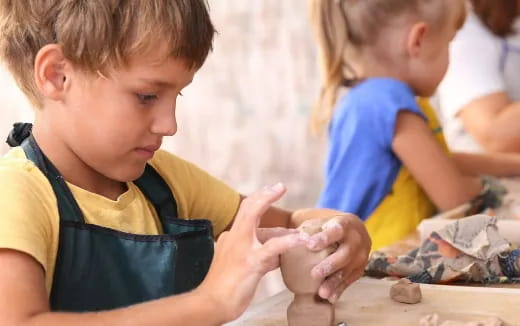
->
[[304, 214, 371, 303]]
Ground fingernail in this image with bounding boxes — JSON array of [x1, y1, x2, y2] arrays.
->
[[319, 288, 331, 299], [312, 269, 321, 279], [299, 231, 311, 241], [308, 234, 326, 250], [323, 220, 342, 230], [312, 264, 331, 279], [270, 182, 285, 192], [311, 265, 322, 278]]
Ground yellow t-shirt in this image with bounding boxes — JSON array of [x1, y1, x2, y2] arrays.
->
[[365, 98, 450, 250], [0, 148, 240, 295]]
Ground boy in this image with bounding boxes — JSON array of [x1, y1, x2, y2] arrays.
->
[[0, 0, 370, 324]]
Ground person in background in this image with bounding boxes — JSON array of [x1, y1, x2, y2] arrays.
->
[[309, 0, 520, 251], [437, 0, 520, 153]]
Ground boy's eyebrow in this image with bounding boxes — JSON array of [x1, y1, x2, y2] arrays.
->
[[138, 78, 193, 89]]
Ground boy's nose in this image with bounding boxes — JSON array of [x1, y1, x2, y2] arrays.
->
[[151, 105, 178, 136]]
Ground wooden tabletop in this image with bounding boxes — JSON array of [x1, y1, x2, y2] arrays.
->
[[226, 222, 520, 325], [226, 277, 520, 326]]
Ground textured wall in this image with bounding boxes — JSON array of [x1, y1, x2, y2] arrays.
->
[[0, 0, 326, 209], [0, 68, 34, 154]]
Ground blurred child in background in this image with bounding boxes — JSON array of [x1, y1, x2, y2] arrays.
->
[[310, 0, 520, 250]]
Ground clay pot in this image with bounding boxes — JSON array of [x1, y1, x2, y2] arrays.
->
[[280, 221, 337, 326]]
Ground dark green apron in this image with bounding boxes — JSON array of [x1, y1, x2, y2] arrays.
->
[[7, 123, 214, 312]]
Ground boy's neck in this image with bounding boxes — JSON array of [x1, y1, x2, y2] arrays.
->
[[31, 120, 127, 201]]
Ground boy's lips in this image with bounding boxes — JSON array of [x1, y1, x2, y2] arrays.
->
[[134, 144, 161, 159], [140, 144, 161, 152]]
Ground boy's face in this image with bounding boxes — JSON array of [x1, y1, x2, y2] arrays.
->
[[56, 52, 196, 182]]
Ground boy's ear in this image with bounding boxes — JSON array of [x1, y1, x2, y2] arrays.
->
[[406, 22, 428, 57], [34, 44, 68, 102]]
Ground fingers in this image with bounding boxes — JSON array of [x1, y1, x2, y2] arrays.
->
[[253, 233, 307, 272], [306, 217, 347, 251], [329, 266, 365, 303], [328, 281, 348, 304], [310, 214, 369, 280], [317, 270, 344, 300], [232, 183, 286, 236], [317, 265, 365, 303], [256, 227, 298, 244], [311, 232, 355, 279]]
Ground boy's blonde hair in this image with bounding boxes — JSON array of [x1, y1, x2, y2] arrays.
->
[[308, 0, 466, 134], [0, 0, 216, 108]]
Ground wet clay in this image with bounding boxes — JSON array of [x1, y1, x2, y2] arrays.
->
[[420, 314, 506, 326], [280, 220, 336, 326], [390, 278, 422, 304], [287, 295, 335, 326]]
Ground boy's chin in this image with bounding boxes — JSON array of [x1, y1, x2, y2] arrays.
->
[[108, 163, 148, 182]]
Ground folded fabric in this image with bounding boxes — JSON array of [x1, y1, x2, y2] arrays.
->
[[366, 215, 520, 284]]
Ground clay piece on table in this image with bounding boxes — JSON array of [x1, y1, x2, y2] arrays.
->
[[280, 220, 337, 326], [420, 314, 506, 326], [390, 278, 422, 304]]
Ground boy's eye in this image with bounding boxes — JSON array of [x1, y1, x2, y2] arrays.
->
[[136, 93, 158, 104]]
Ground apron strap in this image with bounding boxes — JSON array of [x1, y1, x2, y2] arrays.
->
[[8, 122, 179, 225], [21, 133, 86, 223], [134, 164, 179, 223]]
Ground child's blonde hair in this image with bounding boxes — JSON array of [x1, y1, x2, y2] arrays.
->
[[309, 0, 466, 134], [0, 0, 216, 109]]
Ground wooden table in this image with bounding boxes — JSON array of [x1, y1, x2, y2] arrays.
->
[[227, 228, 520, 325], [226, 277, 520, 326]]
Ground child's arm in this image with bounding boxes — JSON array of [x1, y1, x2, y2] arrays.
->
[[392, 111, 482, 211], [0, 184, 304, 326], [451, 151, 520, 177], [0, 249, 226, 326], [458, 93, 520, 153]]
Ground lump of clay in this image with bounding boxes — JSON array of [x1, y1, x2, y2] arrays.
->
[[390, 278, 422, 304]]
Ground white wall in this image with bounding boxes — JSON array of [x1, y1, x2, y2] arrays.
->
[[0, 66, 34, 154]]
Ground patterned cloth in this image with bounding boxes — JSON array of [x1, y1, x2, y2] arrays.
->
[[366, 215, 520, 284]]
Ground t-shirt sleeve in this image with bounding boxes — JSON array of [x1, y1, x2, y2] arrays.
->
[[0, 161, 55, 272], [365, 82, 426, 149], [151, 151, 240, 236], [438, 14, 506, 119], [319, 80, 425, 218]]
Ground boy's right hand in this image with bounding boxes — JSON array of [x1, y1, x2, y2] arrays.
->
[[196, 183, 307, 323]]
